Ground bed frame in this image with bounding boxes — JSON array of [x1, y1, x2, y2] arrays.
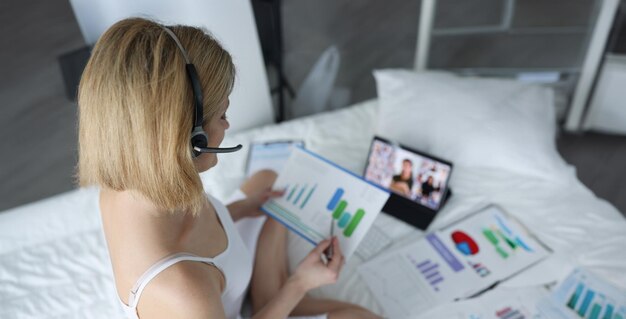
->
[[414, 0, 620, 132]]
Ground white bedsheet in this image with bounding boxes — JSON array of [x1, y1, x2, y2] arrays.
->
[[1, 99, 625, 318]]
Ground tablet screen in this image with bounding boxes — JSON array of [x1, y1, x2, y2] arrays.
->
[[364, 137, 452, 211]]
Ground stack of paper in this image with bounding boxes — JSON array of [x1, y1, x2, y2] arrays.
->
[[358, 205, 551, 318]]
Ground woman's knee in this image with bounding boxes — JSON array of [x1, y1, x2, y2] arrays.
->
[[258, 214, 288, 241], [241, 169, 278, 196]]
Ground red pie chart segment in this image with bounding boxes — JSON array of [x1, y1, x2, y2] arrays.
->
[[451, 230, 480, 256]]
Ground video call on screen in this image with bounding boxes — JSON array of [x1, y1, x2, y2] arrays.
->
[[365, 140, 451, 210]]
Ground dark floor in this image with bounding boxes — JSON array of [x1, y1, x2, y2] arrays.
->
[[0, 0, 625, 218], [0, 0, 84, 211], [557, 131, 626, 214]]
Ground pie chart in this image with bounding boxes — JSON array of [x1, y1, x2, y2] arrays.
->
[[451, 230, 479, 255]]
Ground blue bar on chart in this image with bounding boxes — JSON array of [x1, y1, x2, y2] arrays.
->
[[327, 188, 344, 210], [338, 213, 351, 227], [416, 259, 444, 292], [603, 304, 614, 319], [578, 290, 596, 317]]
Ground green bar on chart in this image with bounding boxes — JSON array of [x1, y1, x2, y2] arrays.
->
[[567, 284, 584, 309], [495, 246, 509, 259], [589, 304, 601, 319], [333, 200, 347, 219], [602, 304, 613, 319], [300, 185, 316, 209], [344, 208, 365, 237], [287, 185, 298, 201], [483, 229, 498, 244], [294, 185, 307, 205]]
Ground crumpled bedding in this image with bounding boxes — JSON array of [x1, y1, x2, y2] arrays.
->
[[1, 99, 624, 319]]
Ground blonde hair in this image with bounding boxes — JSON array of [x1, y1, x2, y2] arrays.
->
[[77, 17, 235, 215]]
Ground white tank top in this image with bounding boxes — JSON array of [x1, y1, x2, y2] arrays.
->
[[117, 194, 253, 319]]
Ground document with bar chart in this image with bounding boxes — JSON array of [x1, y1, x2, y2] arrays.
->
[[538, 268, 626, 319], [416, 286, 550, 319], [358, 205, 551, 319], [359, 233, 482, 318], [261, 147, 390, 259]]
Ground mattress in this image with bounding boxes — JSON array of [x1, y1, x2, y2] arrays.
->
[[1, 99, 625, 318]]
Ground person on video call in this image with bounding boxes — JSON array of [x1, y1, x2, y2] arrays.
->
[[390, 159, 413, 197], [78, 18, 380, 319], [419, 176, 441, 202]]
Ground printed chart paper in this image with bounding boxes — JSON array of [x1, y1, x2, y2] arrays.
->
[[538, 268, 626, 319], [416, 268, 626, 319], [359, 205, 551, 318], [437, 205, 551, 284], [261, 147, 390, 259], [246, 141, 304, 177], [416, 287, 550, 319]]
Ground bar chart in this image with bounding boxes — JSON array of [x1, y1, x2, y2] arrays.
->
[[284, 183, 317, 209], [495, 306, 526, 319], [415, 259, 444, 292], [482, 214, 535, 260], [565, 280, 625, 319], [468, 261, 491, 278], [326, 188, 366, 237], [262, 147, 390, 259], [567, 283, 624, 319]]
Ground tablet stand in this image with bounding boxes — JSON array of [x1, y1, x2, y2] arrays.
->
[[381, 187, 453, 231]]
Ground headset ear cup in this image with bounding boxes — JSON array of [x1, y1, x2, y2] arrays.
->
[[190, 127, 209, 158]]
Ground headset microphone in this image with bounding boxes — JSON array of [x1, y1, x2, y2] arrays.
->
[[193, 144, 243, 154], [160, 25, 243, 158]]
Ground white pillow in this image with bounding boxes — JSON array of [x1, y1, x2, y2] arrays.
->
[[374, 69, 573, 181]]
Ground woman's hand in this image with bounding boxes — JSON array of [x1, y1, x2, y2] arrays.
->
[[245, 187, 284, 217], [227, 187, 284, 221], [290, 237, 345, 291]]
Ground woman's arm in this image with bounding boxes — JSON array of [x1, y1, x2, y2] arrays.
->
[[226, 199, 248, 222], [227, 188, 284, 222], [252, 238, 344, 319]]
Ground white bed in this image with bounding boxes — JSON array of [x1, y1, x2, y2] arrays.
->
[[1, 73, 626, 318]]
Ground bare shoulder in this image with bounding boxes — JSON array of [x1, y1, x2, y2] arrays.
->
[[135, 260, 227, 319]]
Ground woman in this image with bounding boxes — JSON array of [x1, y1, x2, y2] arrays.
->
[[390, 159, 413, 197], [419, 175, 441, 207], [77, 18, 379, 319]]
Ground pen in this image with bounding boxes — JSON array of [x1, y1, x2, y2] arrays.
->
[[325, 219, 334, 261], [459, 280, 501, 300]]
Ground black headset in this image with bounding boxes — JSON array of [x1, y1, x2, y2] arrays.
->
[[160, 26, 242, 158]]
